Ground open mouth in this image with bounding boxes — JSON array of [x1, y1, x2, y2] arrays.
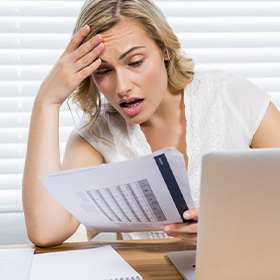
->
[[120, 99, 144, 108]]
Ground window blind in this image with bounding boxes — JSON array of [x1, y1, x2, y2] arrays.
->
[[0, 0, 279, 244]]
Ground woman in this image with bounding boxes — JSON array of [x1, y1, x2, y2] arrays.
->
[[23, 0, 280, 247]]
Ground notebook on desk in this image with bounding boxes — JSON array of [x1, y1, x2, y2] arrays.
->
[[29, 245, 142, 280], [168, 148, 280, 280]]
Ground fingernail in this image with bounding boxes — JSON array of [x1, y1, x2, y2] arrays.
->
[[83, 25, 89, 31], [96, 34, 102, 41], [95, 58, 101, 64], [98, 43, 104, 50], [184, 212, 191, 219]]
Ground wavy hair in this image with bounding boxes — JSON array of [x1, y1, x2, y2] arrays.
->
[[71, 0, 194, 122]]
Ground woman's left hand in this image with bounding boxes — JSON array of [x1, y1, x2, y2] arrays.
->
[[164, 208, 199, 245]]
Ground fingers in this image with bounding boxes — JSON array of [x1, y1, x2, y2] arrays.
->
[[170, 232, 197, 245], [65, 25, 91, 53], [61, 25, 104, 82], [183, 207, 199, 221], [164, 222, 198, 235], [38, 26, 104, 106], [65, 25, 103, 67], [164, 221, 198, 245], [71, 34, 103, 64], [65, 25, 104, 76], [72, 42, 104, 73], [76, 58, 102, 82]]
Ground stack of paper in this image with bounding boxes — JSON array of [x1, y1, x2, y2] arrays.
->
[[0, 248, 34, 280], [1, 246, 142, 280]]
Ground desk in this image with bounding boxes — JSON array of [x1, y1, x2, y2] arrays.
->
[[2, 239, 195, 280]]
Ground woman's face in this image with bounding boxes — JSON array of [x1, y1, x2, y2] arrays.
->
[[92, 18, 170, 124]]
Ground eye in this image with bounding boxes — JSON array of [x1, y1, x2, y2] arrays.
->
[[95, 69, 112, 76], [129, 59, 143, 67]]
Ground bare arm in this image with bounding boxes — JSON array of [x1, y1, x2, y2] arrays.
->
[[62, 131, 104, 170], [251, 101, 280, 148], [22, 25, 104, 247]]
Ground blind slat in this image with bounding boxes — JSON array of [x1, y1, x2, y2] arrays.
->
[[0, 143, 67, 160], [0, 174, 22, 190], [1, 2, 280, 17], [186, 48, 280, 63], [2, 32, 279, 49], [0, 112, 74, 127], [1, 48, 280, 65], [1, 17, 280, 33], [1, 63, 279, 82], [0, 190, 22, 212], [0, 34, 70, 49], [0, 81, 41, 97], [0, 97, 72, 112], [195, 63, 280, 77], [0, 127, 72, 144], [178, 33, 280, 48]]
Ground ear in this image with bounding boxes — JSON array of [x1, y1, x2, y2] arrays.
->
[[163, 47, 171, 61]]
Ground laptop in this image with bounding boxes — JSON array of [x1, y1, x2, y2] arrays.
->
[[167, 148, 280, 280]]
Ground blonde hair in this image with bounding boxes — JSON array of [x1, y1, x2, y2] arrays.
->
[[71, 0, 194, 122]]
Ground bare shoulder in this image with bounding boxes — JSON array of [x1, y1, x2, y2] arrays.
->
[[62, 131, 104, 170], [252, 102, 280, 148]]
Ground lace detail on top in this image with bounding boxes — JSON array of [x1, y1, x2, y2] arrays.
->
[[185, 76, 202, 207], [102, 114, 152, 161], [126, 122, 152, 157], [185, 71, 227, 206], [209, 76, 225, 151], [107, 115, 136, 161]]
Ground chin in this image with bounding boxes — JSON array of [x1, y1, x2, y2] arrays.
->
[[122, 113, 149, 125]]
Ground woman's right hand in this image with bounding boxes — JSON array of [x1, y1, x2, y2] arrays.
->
[[37, 25, 104, 106], [164, 208, 199, 245]]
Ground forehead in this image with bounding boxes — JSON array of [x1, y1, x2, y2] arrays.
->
[[100, 18, 157, 55]]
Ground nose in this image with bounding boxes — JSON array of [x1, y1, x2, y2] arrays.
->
[[115, 70, 132, 97]]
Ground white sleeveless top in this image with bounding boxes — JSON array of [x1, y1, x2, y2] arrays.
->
[[75, 69, 271, 239]]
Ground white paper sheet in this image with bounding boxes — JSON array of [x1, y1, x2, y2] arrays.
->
[[40, 147, 195, 232], [0, 248, 34, 280], [29, 245, 142, 280]]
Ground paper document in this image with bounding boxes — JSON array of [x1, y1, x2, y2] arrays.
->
[[0, 248, 34, 280], [29, 245, 142, 280], [40, 147, 195, 232]]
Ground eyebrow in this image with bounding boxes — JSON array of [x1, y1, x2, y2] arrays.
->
[[100, 46, 146, 64], [119, 46, 146, 60]]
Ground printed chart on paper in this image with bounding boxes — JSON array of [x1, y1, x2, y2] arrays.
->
[[86, 179, 167, 223]]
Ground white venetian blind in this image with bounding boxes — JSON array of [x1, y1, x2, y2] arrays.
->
[[0, 0, 279, 244]]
